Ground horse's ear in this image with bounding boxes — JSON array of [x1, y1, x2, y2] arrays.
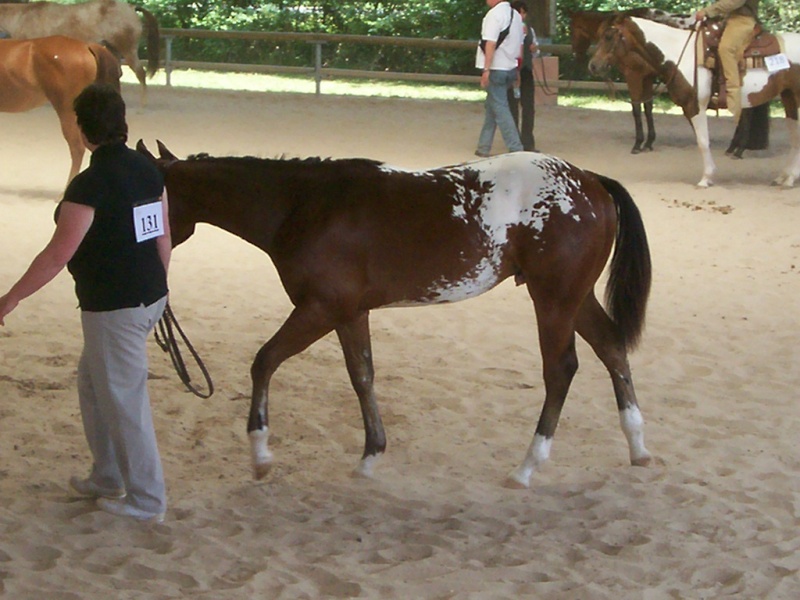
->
[[156, 140, 179, 162], [136, 139, 156, 162]]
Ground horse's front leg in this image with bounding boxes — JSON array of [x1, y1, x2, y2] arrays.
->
[[643, 98, 656, 151], [335, 312, 386, 478], [630, 102, 645, 154], [248, 304, 337, 479]]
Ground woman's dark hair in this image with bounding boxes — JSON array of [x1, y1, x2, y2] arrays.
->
[[73, 83, 128, 145]]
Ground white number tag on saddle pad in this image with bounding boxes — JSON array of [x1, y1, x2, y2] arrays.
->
[[133, 199, 165, 242], [764, 53, 790, 73]]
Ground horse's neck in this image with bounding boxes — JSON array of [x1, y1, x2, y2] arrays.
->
[[177, 162, 297, 255], [632, 17, 696, 70], [634, 18, 694, 54]]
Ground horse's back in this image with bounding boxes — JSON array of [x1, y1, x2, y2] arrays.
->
[[0, 0, 142, 48]]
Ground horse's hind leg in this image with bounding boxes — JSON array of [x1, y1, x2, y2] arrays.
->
[[124, 53, 148, 107], [507, 298, 580, 489], [335, 313, 386, 478], [575, 293, 651, 467], [248, 304, 338, 479]]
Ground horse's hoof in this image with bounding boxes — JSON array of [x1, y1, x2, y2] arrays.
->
[[631, 454, 653, 467], [352, 455, 380, 479], [253, 462, 273, 480], [503, 476, 530, 490], [504, 467, 531, 489], [631, 147, 642, 155]]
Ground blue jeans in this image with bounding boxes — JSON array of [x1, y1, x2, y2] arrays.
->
[[477, 69, 523, 154]]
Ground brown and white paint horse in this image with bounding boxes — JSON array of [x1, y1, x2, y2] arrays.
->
[[589, 16, 800, 187], [0, 0, 159, 105], [571, 8, 768, 156], [138, 141, 653, 489]]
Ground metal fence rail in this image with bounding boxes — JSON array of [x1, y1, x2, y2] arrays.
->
[[159, 28, 614, 95]]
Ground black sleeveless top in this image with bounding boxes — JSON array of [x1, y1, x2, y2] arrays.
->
[[59, 142, 168, 312]]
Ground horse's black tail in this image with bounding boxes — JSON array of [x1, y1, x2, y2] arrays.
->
[[135, 6, 161, 77], [596, 174, 651, 350]]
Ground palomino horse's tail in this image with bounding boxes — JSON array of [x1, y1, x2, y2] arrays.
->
[[135, 6, 161, 77], [596, 174, 651, 350], [89, 43, 123, 92]]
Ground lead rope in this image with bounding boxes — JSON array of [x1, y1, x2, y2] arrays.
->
[[154, 302, 214, 398]]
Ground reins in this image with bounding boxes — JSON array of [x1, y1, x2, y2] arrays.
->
[[154, 302, 214, 398]]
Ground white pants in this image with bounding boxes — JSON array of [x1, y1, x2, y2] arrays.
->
[[78, 296, 167, 513]]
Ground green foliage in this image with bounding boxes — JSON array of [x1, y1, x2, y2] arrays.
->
[[138, 0, 799, 75]]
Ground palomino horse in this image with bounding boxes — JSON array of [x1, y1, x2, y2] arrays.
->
[[0, 0, 159, 105], [589, 16, 800, 187], [137, 140, 653, 489], [571, 8, 768, 156], [0, 35, 121, 186]]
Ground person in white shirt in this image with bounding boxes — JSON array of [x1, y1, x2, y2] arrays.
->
[[475, 0, 524, 157]]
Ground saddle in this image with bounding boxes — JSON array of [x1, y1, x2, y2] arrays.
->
[[699, 20, 782, 109]]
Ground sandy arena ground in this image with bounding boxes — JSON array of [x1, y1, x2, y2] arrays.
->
[[0, 83, 798, 599]]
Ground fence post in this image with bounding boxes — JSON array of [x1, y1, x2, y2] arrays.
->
[[314, 41, 324, 96], [164, 36, 174, 87]]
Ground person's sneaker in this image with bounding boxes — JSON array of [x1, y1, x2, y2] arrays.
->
[[474, 150, 491, 158], [69, 476, 126, 500], [97, 497, 165, 523]]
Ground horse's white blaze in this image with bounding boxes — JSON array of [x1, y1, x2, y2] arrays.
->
[[249, 428, 273, 466], [619, 406, 649, 463], [508, 433, 552, 488]]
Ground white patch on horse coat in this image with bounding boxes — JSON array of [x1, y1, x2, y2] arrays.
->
[[249, 428, 273, 466], [428, 153, 588, 303], [619, 406, 649, 463], [508, 433, 552, 488]]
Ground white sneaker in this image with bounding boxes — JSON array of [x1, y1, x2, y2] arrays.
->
[[97, 497, 165, 523], [69, 476, 126, 500]]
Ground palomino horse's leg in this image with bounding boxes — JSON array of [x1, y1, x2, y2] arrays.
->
[[506, 298, 581, 489], [630, 102, 645, 154], [248, 304, 337, 479], [644, 98, 656, 151], [335, 313, 386, 478], [575, 293, 652, 467]]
